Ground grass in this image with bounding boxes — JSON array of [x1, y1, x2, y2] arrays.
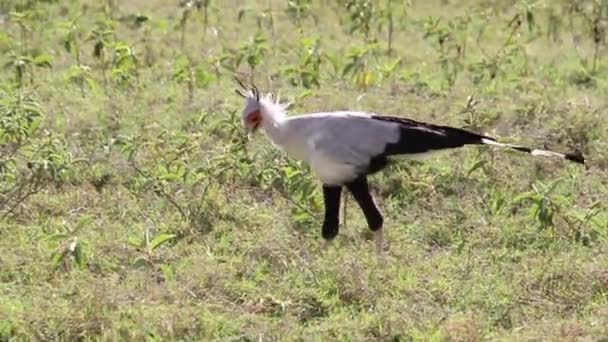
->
[[1, 0, 608, 340]]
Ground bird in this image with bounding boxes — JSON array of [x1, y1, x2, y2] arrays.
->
[[235, 78, 585, 254]]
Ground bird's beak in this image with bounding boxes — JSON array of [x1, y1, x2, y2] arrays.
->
[[246, 122, 260, 141]]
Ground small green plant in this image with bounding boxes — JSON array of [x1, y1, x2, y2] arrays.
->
[[253, 149, 321, 227], [563, 201, 603, 245], [458, 94, 498, 131], [242, 32, 268, 75], [467, 12, 530, 86], [280, 36, 323, 88], [172, 55, 215, 103], [4, 11, 52, 87], [219, 32, 268, 76], [379, 0, 395, 55], [0, 90, 43, 218], [128, 229, 177, 267], [67, 64, 97, 98], [193, 0, 212, 39], [58, 18, 99, 97], [85, 17, 116, 90], [286, 0, 312, 26], [9, 9, 35, 53], [514, 178, 568, 232], [422, 15, 469, 87], [342, 0, 375, 42], [567, 0, 607, 76], [43, 215, 93, 271], [177, 0, 194, 50], [546, 5, 562, 42], [110, 41, 139, 88], [258, 0, 275, 36], [341, 43, 381, 90], [0, 90, 83, 220], [340, 42, 401, 90], [342, 44, 376, 88], [175, 1, 212, 45], [3, 51, 52, 89], [58, 18, 84, 65], [377, 56, 401, 80], [118, 128, 220, 233]]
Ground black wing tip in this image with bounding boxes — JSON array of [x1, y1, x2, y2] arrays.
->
[[565, 152, 585, 165]]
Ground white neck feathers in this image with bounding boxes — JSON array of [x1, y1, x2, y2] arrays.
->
[[259, 94, 288, 126]]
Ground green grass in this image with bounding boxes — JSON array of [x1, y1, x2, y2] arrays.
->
[[1, 0, 608, 340]]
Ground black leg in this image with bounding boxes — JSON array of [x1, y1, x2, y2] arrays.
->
[[345, 176, 383, 232], [321, 185, 342, 241]]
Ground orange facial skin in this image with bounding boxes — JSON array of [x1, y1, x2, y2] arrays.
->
[[245, 109, 261, 133]]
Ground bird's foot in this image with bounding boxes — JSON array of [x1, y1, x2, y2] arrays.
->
[[374, 228, 384, 252], [374, 228, 386, 261], [321, 238, 333, 253]]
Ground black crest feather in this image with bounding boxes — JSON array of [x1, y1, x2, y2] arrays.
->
[[234, 76, 259, 101]]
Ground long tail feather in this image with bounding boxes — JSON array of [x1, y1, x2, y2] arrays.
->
[[372, 115, 585, 165], [480, 138, 585, 165]]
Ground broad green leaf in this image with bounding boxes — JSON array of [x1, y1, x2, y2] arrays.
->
[[85, 77, 98, 93], [342, 61, 356, 77], [526, 10, 535, 33], [33, 54, 53, 68], [135, 15, 149, 24], [159, 173, 181, 182], [51, 249, 69, 268], [74, 215, 94, 232], [194, 67, 214, 88], [467, 159, 486, 176], [127, 237, 144, 248], [41, 233, 68, 242], [237, 8, 247, 21], [132, 256, 148, 268], [150, 233, 176, 250], [513, 190, 537, 203], [160, 264, 175, 281], [72, 242, 84, 267]]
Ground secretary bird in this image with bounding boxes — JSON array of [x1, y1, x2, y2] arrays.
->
[[235, 79, 585, 254]]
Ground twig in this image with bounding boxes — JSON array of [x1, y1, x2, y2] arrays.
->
[[0, 174, 43, 222], [234, 184, 320, 220], [271, 187, 320, 220], [128, 145, 189, 221]]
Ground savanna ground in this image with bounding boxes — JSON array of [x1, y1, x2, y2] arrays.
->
[[0, 0, 607, 340]]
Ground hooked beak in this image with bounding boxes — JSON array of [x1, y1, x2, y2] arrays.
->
[[246, 122, 260, 140]]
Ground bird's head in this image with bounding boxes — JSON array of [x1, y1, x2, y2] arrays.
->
[[235, 77, 290, 140], [235, 78, 262, 139]]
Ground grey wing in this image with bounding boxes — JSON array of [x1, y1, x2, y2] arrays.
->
[[308, 114, 401, 172]]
